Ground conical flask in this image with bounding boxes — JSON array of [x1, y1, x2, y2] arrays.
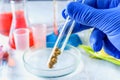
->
[[9, 0, 34, 49]]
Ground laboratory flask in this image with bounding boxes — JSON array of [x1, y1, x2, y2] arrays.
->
[[9, 0, 34, 49]]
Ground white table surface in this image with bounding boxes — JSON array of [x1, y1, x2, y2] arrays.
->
[[0, 1, 120, 80]]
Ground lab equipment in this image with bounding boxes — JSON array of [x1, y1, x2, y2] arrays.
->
[[0, 0, 12, 49], [1, 59, 9, 80], [9, 0, 34, 49], [0, 48, 12, 80], [13, 28, 30, 51], [31, 24, 47, 48], [65, 0, 120, 58], [23, 42, 82, 78], [53, 0, 58, 35], [0, 0, 12, 36], [47, 0, 85, 68]]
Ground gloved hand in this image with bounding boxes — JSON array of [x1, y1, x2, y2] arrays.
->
[[90, 28, 120, 58], [62, 0, 120, 58]]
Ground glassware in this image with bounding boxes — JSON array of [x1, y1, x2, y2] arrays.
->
[[47, 0, 85, 68], [31, 24, 47, 48], [0, 0, 12, 36], [0, 0, 12, 48], [13, 28, 30, 51], [9, 0, 34, 49], [23, 42, 83, 78]]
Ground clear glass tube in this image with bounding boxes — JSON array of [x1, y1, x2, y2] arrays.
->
[[47, 0, 85, 68], [47, 16, 75, 68]]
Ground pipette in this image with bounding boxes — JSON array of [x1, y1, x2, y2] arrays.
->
[[53, 0, 58, 35], [47, 0, 85, 68]]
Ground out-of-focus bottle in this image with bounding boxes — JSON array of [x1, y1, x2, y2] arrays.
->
[[0, 0, 12, 36], [9, 0, 34, 49]]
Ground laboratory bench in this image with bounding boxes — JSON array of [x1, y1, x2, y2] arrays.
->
[[0, 1, 120, 80]]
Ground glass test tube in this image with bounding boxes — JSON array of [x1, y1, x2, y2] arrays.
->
[[47, 16, 75, 68], [47, 0, 85, 68]]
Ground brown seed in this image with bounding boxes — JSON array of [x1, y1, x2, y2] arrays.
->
[[48, 62, 53, 68], [51, 57, 57, 64], [55, 47, 59, 51], [48, 48, 61, 69], [55, 50, 61, 55], [48, 65, 53, 68], [51, 55, 57, 59], [54, 51, 59, 56], [53, 61, 57, 64]]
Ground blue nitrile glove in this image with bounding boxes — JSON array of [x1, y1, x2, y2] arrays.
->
[[90, 28, 120, 58], [62, 9, 92, 33], [63, 0, 120, 58]]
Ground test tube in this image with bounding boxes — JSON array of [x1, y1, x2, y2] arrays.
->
[[47, 0, 85, 68], [47, 17, 75, 68]]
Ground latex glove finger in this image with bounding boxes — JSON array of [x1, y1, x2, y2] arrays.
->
[[90, 28, 104, 52], [62, 9, 68, 19], [103, 36, 120, 59], [90, 28, 120, 59]]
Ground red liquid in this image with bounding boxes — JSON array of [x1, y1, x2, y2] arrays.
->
[[14, 10, 27, 29], [0, 11, 34, 49], [0, 12, 12, 36], [9, 10, 34, 49]]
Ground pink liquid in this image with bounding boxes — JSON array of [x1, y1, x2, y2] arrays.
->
[[9, 11, 34, 49], [0, 12, 12, 36], [14, 10, 27, 29], [0, 11, 34, 49]]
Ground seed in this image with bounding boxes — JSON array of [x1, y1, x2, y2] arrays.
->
[[55, 50, 61, 55], [55, 47, 59, 51], [48, 62, 53, 68], [54, 51, 59, 56], [52, 55, 57, 59], [51, 57, 57, 64], [48, 48, 61, 69]]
